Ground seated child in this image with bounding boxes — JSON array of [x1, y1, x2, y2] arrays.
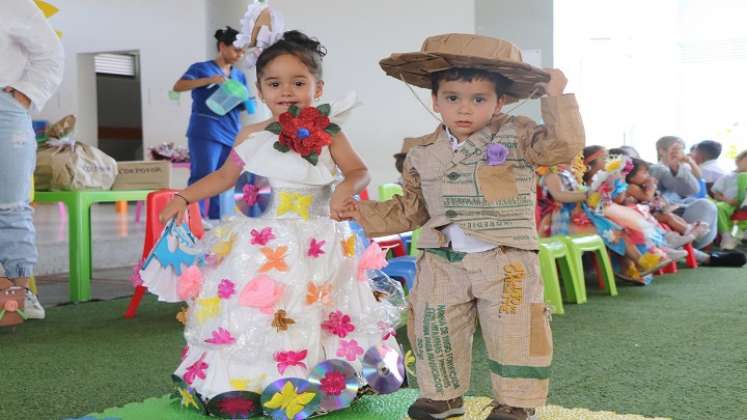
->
[[712, 150, 747, 249], [624, 158, 709, 247], [583, 146, 677, 283]]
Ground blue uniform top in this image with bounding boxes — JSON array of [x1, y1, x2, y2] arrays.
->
[[181, 60, 248, 146]]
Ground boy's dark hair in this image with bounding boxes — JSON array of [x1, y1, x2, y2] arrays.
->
[[393, 153, 406, 174], [430, 68, 512, 98], [607, 147, 629, 157], [214, 26, 239, 50], [695, 140, 722, 161], [256, 30, 327, 79], [626, 158, 649, 183], [736, 149, 747, 163]]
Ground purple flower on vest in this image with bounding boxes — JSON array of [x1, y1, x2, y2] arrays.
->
[[486, 143, 509, 166]]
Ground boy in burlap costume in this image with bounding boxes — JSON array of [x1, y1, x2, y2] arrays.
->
[[343, 34, 585, 420]]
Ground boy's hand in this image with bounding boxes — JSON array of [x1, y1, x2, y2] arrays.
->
[[336, 197, 362, 222], [538, 69, 568, 97]]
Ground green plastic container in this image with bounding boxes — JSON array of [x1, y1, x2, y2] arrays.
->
[[206, 79, 249, 115]]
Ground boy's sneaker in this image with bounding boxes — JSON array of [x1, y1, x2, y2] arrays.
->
[[24, 290, 45, 319], [485, 403, 537, 420], [407, 397, 464, 419]]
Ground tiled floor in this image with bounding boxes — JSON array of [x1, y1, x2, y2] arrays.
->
[[27, 202, 145, 307]]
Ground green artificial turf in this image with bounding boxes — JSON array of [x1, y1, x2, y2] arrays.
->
[[1, 267, 745, 420]]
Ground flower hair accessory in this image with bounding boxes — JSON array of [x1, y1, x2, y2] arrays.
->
[[266, 104, 340, 165], [234, 1, 285, 68]]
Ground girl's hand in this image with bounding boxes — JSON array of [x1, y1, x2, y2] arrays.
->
[[329, 188, 354, 221], [159, 197, 188, 224]]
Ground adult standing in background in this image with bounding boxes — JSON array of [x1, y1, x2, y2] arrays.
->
[[649, 136, 718, 250], [0, 0, 64, 319], [173, 26, 247, 222]]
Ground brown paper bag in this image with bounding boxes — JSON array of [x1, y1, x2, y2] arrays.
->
[[34, 115, 118, 191]]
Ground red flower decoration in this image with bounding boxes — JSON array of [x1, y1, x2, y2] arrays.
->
[[320, 371, 347, 396], [218, 397, 256, 417], [266, 104, 340, 165]]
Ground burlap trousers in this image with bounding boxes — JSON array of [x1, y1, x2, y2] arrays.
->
[[408, 247, 552, 408]]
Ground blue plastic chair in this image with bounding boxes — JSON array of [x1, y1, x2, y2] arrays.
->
[[382, 256, 417, 292]]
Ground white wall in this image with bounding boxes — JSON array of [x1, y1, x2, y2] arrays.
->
[[476, 0, 554, 122], [36, 0, 208, 151]]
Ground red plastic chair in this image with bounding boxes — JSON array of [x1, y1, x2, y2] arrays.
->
[[372, 234, 407, 258], [124, 190, 204, 318]]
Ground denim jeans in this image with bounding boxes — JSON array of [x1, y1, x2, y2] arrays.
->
[[0, 91, 37, 278]]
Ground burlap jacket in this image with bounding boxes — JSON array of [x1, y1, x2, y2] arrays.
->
[[359, 94, 585, 251]]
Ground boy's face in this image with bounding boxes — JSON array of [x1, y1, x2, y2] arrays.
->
[[432, 78, 505, 141], [736, 156, 747, 172]]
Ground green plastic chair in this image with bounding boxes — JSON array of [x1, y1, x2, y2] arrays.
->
[[409, 228, 422, 257], [537, 242, 565, 314], [34, 189, 152, 302], [539, 237, 585, 306], [378, 183, 403, 201], [559, 234, 618, 300]]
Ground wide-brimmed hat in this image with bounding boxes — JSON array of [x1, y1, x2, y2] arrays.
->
[[380, 33, 550, 100]]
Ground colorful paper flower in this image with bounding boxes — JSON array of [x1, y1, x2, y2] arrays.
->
[[319, 371, 347, 396], [357, 242, 388, 281], [250, 227, 275, 246], [274, 350, 308, 375], [218, 279, 236, 299], [183, 353, 209, 385], [177, 266, 203, 300], [277, 192, 313, 220], [176, 306, 188, 325], [336, 339, 364, 362], [486, 143, 509, 166], [321, 310, 356, 338], [239, 274, 285, 314], [242, 183, 259, 207], [266, 104, 339, 165], [4, 300, 19, 312], [307, 238, 326, 258], [639, 252, 662, 272], [205, 327, 236, 345]]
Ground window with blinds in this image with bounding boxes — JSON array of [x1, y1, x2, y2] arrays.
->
[[94, 53, 137, 77]]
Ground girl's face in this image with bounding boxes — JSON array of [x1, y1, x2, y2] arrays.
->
[[628, 166, 649, 185], [257, 54, 323, 117], [587, 152, 608, 179], [219, 43, 244, 65]]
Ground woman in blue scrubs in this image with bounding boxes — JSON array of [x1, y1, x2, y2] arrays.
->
[[173, 26, 247, 220]]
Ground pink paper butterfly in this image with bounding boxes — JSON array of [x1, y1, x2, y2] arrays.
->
[[357, 242, 388, 281], [274, 349, 308, 375]]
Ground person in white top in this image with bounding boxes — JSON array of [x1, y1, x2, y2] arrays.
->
[[691, 140, 727, 190], [0, 0, 64, 320], [712, 150, 747, 250]]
